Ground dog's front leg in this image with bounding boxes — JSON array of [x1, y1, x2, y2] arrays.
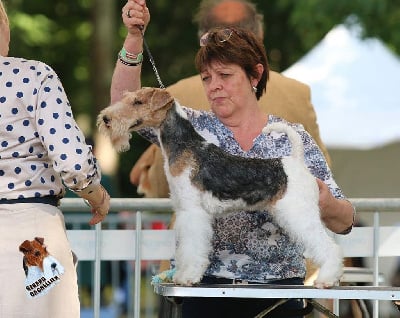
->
[[173, 205, 213, 286]]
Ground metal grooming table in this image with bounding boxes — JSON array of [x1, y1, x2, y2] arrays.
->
[[154, 283, 400, 301], [154, 283, 400, 317]]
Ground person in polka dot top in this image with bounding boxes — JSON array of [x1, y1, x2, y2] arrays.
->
[[0, 2, 110, 317]]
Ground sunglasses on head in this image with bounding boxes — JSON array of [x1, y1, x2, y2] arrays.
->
[[199, 28, 238, 47]]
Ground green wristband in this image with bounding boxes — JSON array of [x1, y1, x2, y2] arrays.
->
[[118, 47, 143, 66]]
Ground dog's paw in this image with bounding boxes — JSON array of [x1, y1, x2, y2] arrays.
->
[[173, 270, 202, 286], [313, 280, 340, 289], [174, 280, 199, 287], [173, 278, 196, 286]]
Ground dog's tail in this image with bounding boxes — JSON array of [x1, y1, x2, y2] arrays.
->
[[262, 122, 304, 160]]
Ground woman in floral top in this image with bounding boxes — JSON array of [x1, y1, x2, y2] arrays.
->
[[111, 1, 355, 317]]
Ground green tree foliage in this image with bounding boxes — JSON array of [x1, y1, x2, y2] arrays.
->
[[5, 0, 400, 197], [7, 0, 94, 117]]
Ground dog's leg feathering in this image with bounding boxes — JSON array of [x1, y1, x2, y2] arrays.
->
[[173, 205, 214, 286], [272, 160, 343, 288]]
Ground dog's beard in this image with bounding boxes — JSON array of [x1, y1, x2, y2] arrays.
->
[[111, 133, 132, 152], [98, 120, 132, 152]]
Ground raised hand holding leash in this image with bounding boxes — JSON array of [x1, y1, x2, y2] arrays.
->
[[137, 25, 165, 89]]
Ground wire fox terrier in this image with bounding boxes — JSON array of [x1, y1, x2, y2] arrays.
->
[[19, 237, 49, 273], [97, 87, 343, 288]]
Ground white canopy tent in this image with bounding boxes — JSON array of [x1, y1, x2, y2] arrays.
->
[[283, 23, 400, 198], [283, 24, 400, 149], [284, 27, 400, 312]]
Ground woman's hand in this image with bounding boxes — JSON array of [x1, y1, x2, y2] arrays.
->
[[316, 178, 354, 234], [122, 0, 150, 36], [76, 184, 111, 225], [316, 178, 335, 212], [110, 0, 149, 103], [87, 186, 110, 225]]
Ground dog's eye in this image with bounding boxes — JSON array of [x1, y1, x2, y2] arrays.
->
[[133, 99, 143, 106], [35, 251, 41, 257]]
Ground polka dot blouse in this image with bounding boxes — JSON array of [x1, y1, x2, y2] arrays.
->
[[0, 57, 101, 200]]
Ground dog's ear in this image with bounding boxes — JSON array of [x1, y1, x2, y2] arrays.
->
[[151, 88, 174, 110], [22, 258, 29, 275], [19, 240, 31, 253], [34, 237, 45, 245]]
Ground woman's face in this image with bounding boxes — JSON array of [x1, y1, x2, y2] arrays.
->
[[0, 20, 10, 56], [200, 61, 257, 120]]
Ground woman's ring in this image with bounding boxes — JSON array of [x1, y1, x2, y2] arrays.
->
[[126, 10, 132, 18]]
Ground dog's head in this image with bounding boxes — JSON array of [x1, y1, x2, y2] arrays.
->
[[97, 87, 174, 152], [19, 237, 49, 270]]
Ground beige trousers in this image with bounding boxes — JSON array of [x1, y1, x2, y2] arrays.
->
[[0, 203, 80, 318]]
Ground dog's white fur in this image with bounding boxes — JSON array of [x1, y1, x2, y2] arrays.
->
[[98, 87, 343, 288]]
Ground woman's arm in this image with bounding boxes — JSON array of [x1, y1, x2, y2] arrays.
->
[[317, 178, 355, 234], [110, 0, 150, 104]]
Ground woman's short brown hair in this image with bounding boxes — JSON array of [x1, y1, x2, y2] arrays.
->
[[195, 27, 269, 100]]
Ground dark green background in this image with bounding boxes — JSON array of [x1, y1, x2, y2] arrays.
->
[[5, 0, 400, 197]]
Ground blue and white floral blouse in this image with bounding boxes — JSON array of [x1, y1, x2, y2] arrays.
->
[[0, 57, 101, 200], [141, 105, 345, 282]]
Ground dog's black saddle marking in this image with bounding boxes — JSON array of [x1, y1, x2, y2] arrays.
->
[[161, 103, 288, 206]]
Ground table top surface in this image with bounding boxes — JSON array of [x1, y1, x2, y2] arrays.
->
[[154, 283, 400, 301]]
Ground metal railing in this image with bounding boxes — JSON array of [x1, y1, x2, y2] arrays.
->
[[61, 197, 400, 318]]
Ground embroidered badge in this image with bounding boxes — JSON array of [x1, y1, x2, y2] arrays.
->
[[19, 237, 65, 298]]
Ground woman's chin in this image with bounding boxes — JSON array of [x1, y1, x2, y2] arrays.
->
[[211, 104, 233, 118]]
